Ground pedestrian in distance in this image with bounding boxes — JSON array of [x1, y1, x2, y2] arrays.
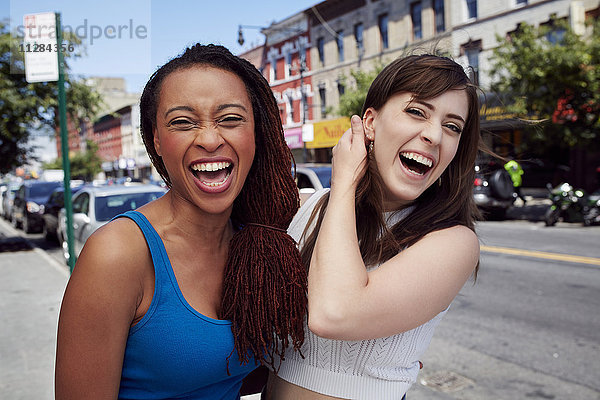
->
[[265, 54, 483, 399], [55, 44, 307, 399], [505, 158, 526, 204]]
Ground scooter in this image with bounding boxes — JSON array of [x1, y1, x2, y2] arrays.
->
[[544, 183, 586, 226], [582, 190, 600, 226]]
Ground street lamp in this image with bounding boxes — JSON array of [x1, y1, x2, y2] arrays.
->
[[237, 25, 271, 46]]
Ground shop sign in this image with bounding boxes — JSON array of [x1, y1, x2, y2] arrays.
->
[[306, 117, 351, 149]]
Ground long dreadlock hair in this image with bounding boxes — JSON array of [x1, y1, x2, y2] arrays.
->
[[301, 54, 482, 277], [139, 44, 306, 371]]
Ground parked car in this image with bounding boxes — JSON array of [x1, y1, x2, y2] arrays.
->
[[12, 180, 63, 233], [472, 162, 517, 220], [2, 181, 21, 221], [41, 185, 84, 242], [295, 163, 332, 203], [59, 184, 167, 263]]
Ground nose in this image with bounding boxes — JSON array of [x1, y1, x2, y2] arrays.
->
[[420, 122, 442, 146], [194, 124, 224, 152]]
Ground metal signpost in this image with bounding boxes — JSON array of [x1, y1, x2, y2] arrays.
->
[[23, 12, 76, 272]]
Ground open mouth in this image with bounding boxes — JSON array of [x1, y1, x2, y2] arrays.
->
[[399, 152, 434, 176], [190, 161, 233, 187]]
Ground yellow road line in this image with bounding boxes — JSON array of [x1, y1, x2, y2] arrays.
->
[[480, 245, 600, 266]]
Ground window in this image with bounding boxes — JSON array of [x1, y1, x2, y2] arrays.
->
[[354, 23, 364, 55], [271, 60, 278, 81], [317, 37, 325, 65], [411, 2, 422, 40], [541, 17, 566, 44], [285, 53, 293, 78], [461, 39, 481, 84], [378, 13, 389, 50], [466, 48, 480, 84], [336, 30, 344, 62], [287, 96, 294, 125], [516, 0, 527, 4], [73, 193, 90, 215], [337, 81, 345, 96], [319, 87, 327, 119], [434, 0, 445, 33], [466, 0, 477, 19]]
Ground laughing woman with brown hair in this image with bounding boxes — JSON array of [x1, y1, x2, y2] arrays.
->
[[267, 54, 483, 400]]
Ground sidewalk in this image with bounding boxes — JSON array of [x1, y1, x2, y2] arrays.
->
[[0, 228, 69, 399]]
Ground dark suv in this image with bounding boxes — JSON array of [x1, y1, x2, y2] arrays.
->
[[473, 161, 516, 220], [12, 180, 63, 233]]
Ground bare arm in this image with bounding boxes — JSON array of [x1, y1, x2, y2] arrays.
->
[[55, 219, 148, 399], [308, 116, 480, 340]]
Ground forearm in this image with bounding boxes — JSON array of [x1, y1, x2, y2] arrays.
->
[[308, 186, 368, 330]]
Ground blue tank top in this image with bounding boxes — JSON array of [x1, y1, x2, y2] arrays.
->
[[116, 211, 258, 400]]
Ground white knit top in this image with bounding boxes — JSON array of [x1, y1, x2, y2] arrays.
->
[[276, 189, 448, 399]]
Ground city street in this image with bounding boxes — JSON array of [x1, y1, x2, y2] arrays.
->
[[1, 213, 600, 399]]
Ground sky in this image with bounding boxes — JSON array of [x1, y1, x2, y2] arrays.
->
[[3, 0, 319, 93], [1, 0, 319, 166]]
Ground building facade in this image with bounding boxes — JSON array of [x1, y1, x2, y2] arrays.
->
[[256, 0, 599, 185], [307, 0, 598, 125], [258, 13, 314, 162]]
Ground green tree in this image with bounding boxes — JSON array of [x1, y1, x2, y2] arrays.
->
[[43, 139, 102, 181], [489, 19, 600, 160], [337, 64, 384, 118], [0, 20, 103, 174]]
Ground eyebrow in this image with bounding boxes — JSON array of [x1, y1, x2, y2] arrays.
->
[[164, 103, 248, 118], [414, 100, 466, 124], [216, 103, 248, 113], [164, 105, 194, 118]]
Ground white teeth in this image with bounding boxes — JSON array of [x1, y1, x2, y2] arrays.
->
[[191, 161, 231, 172], [203, 178, 228, 187], [400, 152, 433, 167]]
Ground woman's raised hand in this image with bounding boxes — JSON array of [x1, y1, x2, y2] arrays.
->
[[331, 115, 369, 191]]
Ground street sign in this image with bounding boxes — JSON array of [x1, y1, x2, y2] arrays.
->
[[23, 12, 59, 83]]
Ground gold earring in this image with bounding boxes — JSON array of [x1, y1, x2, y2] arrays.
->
[[438, 177, 442, 187]]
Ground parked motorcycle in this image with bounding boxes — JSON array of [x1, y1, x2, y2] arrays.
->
[[544, 183, 586, 226], [582, 189, 600, 226]]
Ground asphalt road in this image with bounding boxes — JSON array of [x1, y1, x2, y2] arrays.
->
[[408, 220, 600, 399], [2, 214, 600, 399]]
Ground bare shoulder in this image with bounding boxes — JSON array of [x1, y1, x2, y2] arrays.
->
[[67, 216, 151, 306], [425, 224, 479, 248], [81, 217, 149, 269], [405, 224, 480, 274]]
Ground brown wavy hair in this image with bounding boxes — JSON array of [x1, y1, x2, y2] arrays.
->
[[139, 44, 306, 371], [301, 54, 482, 276]]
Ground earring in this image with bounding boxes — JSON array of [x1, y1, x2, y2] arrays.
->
[[366, 135, 374, 153], [438, 177, 442, 187]]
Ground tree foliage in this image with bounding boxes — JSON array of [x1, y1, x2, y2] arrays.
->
[[0, 21, 104, 174], [489, 18, 600, 158], [43, 139, 102, 181], [337, 63, 384, 118]]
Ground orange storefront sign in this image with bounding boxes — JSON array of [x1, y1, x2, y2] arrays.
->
[[305, 117, 351, 149]]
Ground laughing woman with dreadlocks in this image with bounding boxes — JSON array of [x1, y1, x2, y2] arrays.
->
[[55, 44, 306, 399]]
